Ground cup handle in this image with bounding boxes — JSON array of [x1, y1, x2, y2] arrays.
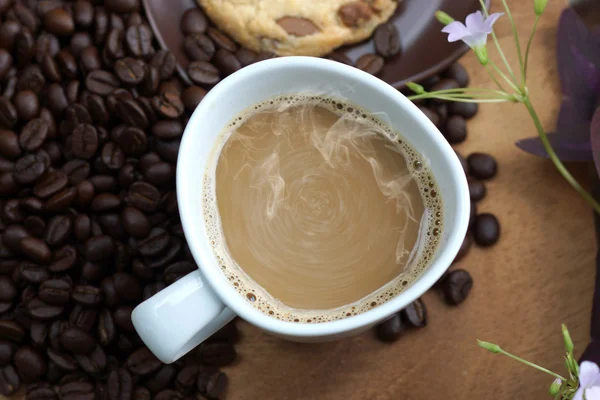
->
[[132, 270, 235, 364]]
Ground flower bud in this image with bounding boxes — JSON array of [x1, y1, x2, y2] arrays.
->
[[534, 0, 548, 15], [474, 46, 489, 65], [562, 324, 574, 354], [477, 340, 501, 353], [548, 379, 562, 396], [435, 11, 455, 25], [406, 82, 425, 95]]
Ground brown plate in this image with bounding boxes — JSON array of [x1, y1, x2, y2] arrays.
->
[[143, 0, 491, 88]]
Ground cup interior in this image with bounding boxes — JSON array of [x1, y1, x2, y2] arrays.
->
[[177, 57, 470, 337]]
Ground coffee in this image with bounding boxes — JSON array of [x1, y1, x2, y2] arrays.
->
[[204, 94, 443, 322]]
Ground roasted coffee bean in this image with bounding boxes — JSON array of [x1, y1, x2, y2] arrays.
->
[[181, 8, 208, 35], [196, 370, 227, 399], [0, 128, 20, 160], [112, 272, 141, 303], [41, 54, 61, 82], [63, 159, 91, 185], [158, 80, 184, 96], [198, 342, 236, 367], [71, 123, 98, 160], [0, 340, 15, 366], [114, 57, 145, 85], [43, 187, 77, 212], [120, 206, 150, 239], [146, 364, 176, 393], [187, 61, 220, 85], [14, 346, 46, 382], [142, 282, 165, 301], [43, 7, 74, 36], [0, 321, 24, 343], [34, 171, 67, 199], [152, 120, 183, 141], [374, 23, 401, 58], [1, 224, 27, 253], [97, 309, 116, 347], [91, 193, 121, 213], [39, 279, 72, 305], [473, 213, 500, 246], [0, 49, 12, 81], [139, 152, 161, 170], [138, 65, 159, 96], [206, 27, 236, 52], [13, 154, 45, 185], [85, 70, 119, 95], [0, 364, 19, 395], [47, 348, 78, 372], [442, 269, 473, 305], [448, 101, 478, 119], [16, 65, 45, 93], [175, 364, 199, 392], [46, 83, 69, 117], [126, 347, 161, 376], [70, 32, 93, 57], [163, 260, 195, 284], [128, 182, 160, 212], [418, 106, 441, 128], [152, 92, 184, 119], [467, 152, 497, 180], [154, 139, 179, 163], [74, 0, 94, 28], [72, 284, 103, 306], [113, 306, 134, 332], [49, 245, 76, 273], [154, 389, 183, 400], [106, 0, 139, 13], [60, 326, 96, 354], [45, 215, 72, 247], [65, 80, 81, 104], [183, 33, 214, 62], [132, 386, 151, 400], [326, 51, 352, 65], [101, 277, 119, 308], [468, 178, 486, 202], [99, 142, 125, 170], [15, 30, 36, 67], [107, 367, 133, 399], [213, 48, 241, 76], [27, 297, 63, 321], [73, 214, 91, 242], [30, 322, 48, 349], [14, 90, 40, 120], [18, 118, 48, 152], [105, 28, 125, 60], [402, 298, 427, 328], [69, 305, 97, 332], [117, 97, 149, 128], [0, 97, 17, 128], [0, 277, 16, 302], [444, 115, 467, 144], [59, 380, 95, 400], [375, 313, 404, 342], [356, 53, 384, 75], [137, 228, 169, 257], [125, 24, 152, 57], [80, 261, 105, 282], [150, 50, 176, 80], [142, 162, 173, 186], [443, 63, 469, 87], [89, 175, 117, 193], [97, 213, 126, 240], [19, 237, 52, 263], [181, 85, 206, 113], [454, 234, 472, 263], [80, 46, 102, 75], [3, 199, 24, 223]]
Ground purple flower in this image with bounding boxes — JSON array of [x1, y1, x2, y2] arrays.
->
[[516, 8, 600, 162], [442, 10, 503, 63], [575, 361, 600, 400]]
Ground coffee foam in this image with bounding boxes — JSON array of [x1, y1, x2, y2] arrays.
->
[[202, 94, 443, 323]]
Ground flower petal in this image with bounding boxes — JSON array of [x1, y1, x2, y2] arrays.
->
[[462, 32, 487, 49], [579, 361, 600, 388], [483, 13, 504, 33], [515, 132, 593, 162], [575, 387, 585, 400], [442, 21, 471, 42], [584, 386, 600, 399], [465, 10, 487, 33]]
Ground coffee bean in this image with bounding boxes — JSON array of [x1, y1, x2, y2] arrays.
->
[[85, 70, 119, 95], [39, 279, 72, 305], [74, 345, 106, 374], [45, 215, 72, 247], [473, 213, 500, 246], [59, 380, 95, 400], [187, 61, 220, 85], [375, 313, 404, 342], [117, 97, 149, 128], [19, 262, 49, 285], [105, 0, 139, 14], [91, 193, 121, 213], [14, 346, 46, 383], [418, 106, 441, 129], [0, 277, 16, 302], [60, 326, 96, 354], [49, 245, 76, 273], [442, 269, 473, 305], [181, 86, 206, 113], [454, 234, 472, 263], [213, 48, 241, 76], [198, 342, 236, 367], [443, 63, 469, 87], [13, 154, 45, 184], [151, 120, 182, 141], [125, 24, 152, 58], [158, 80, 184, 96], [27, 298, 63, 321], [152, 92, 184, 119], [0, 20, 21, 52], [19, 118, 48, 151], [20, 237, 51, 263], [29, 322, 48, 350], [197, 370, 227, 399], [112, 306, 134, 332], [128, 182, 160, 213], [111, 271, 141, 303], [119, 206, 149, 239], [150, 50, 176, 80], [114, 57, 145, 85], [98, 142, 124, 171], [101, 277, 119, 308], [206, 27, 236, 52], [72, 284, 103, 306], [43, 7, 74, 36], [17, 65, 45, 94], [356, 53, 384, 75], [107, 367, 133, 399], [0, 340, 15, 366], [0, 321, 24, 343], [69, 305, 97, 332], [0, 49, 13, 81], [137, 227, 169, 257], [0, 97, 17, 128], [14, 90, 39, 120], [63, 159, 91, 185], [73, 0, 94, 28], [47, 348, 78, 372], [467, 152, 497, 180], [79, 47, 101, 75], [97, 309, 115, 347], [15, 30, 36, 67], [146, 364, 177, 394], [0, 128, 20, 160], [181, 8, 208, 35], [402, 298, 427, 328], [34, 171, 67, 199], [126, 347, 161, 376], [468, 178, 486, 202], [43, 187, 77, 212], [449, 101, 478, 119], [374, 23, 401, 58], [0, 364, 19, 395], [71, 123, 99, 160], [183, 33, 214, 62], [46, 84, 68, 117]]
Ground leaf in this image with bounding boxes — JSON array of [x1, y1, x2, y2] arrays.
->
[[516, 132, 592, 161], [591, 107, 600, 177]]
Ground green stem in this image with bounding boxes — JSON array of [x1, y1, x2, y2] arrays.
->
[[485, 64, 508, 92], [524, 15, 540, 79], [407, 94, 511, 103], [523, 97, 600, 214], [501, 0, 525, 86], [491, 61, 520, 92], [497, 348, 567, 381], [479, 0, 518, 84]]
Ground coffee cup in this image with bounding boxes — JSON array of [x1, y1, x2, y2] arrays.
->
[[131, 57, 470, 364]]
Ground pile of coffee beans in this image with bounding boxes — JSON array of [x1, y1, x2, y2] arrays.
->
[[0, 1, 242, 398], [375, 64, 501, 342]]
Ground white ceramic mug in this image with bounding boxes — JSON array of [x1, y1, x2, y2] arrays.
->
[[131, 57, 470, 364]]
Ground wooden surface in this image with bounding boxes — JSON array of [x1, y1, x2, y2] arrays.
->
[[226, 1, 597, 399], [3, 1, 594, 399]]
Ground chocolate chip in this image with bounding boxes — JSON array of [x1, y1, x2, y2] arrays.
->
[[338, 1, 372, 27], [276, 16, 320, 36]]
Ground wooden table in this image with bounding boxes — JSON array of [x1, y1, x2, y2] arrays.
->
[[225, 1, 598, 399], [3, 1, 593, 399]]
